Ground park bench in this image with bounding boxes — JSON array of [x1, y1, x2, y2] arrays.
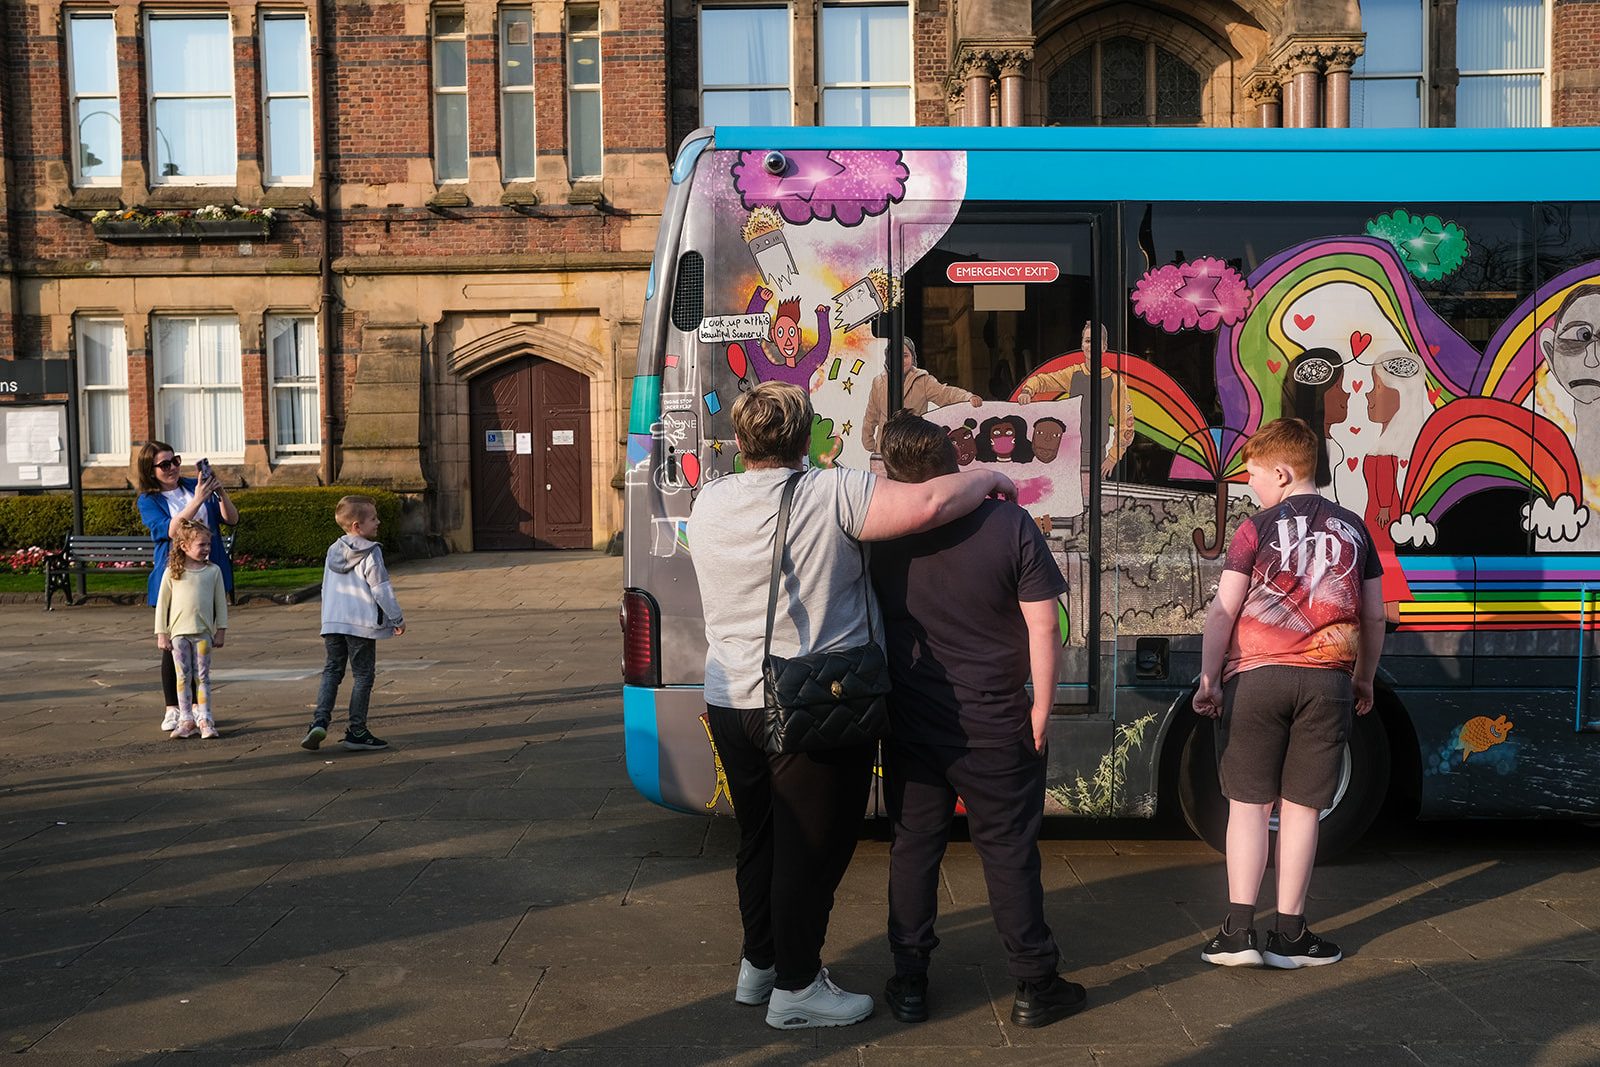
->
[[44, 533, 236, 610]]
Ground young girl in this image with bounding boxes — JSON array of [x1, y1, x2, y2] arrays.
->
[[154, 518, 229, 739]]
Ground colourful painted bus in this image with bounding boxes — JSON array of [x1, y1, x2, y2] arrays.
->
[[621, 126, 1600, 855]]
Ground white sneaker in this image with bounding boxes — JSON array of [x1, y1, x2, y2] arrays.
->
[[765, 967, 874, 1030], [161, 707, 179, 732], [735, 957, 776, 1005]]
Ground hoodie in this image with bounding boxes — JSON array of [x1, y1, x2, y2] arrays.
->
[[320, 534, 405, 639]]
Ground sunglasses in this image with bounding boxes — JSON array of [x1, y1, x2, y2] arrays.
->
[[154, 456, 182, 471]]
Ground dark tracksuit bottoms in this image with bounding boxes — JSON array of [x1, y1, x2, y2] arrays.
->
[[883, 737, 1059, 981], [707, 705, 876, 991]]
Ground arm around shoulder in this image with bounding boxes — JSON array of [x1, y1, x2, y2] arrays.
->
[[857, 467, 1014, 542]]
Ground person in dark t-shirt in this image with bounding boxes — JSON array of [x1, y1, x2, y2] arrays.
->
[[1194, 417, 1385, 972], [869, 410, 1086, 1030]]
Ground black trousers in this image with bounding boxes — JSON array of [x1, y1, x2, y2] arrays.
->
[[883, 738, 1059, 981], [706, 704, 875, 991]]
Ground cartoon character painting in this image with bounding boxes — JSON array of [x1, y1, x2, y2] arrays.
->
[[743, 286, 832, 390]]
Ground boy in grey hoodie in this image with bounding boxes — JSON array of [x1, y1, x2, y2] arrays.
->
[[302, 495, 405, 752]]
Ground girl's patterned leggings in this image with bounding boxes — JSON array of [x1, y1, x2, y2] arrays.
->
[[172, 634, 214, 725]]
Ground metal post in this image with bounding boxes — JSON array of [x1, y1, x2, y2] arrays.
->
[[63, 358, 85, 600], [885, 214, 903, 441]]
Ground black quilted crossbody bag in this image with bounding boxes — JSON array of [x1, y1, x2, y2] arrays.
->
[[760, 471, 892, 755]]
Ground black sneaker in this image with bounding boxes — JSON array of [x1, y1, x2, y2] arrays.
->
[[1010, 975, 1087, 1029], [301, 726, 326, 751], [1263, 928, 1342, 968], [884, 973, 928, 1024], [340, 729, 388, 751], [1201, 926, 1264, 967]]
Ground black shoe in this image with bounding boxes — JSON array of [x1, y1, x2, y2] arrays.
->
[[884, 973, 928, 1024], [1200, 925, 1263, 967], [301, 726, 326, 751], [1263, 928, 1342, 968], [1010, 975, 1087, 1028], [340, 729, 388, 751]]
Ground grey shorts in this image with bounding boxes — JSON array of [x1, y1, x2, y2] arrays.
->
[[1216, 665, 1352, 810]]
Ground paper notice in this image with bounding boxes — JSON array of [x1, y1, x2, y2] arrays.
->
[[41, 464, 69, 486], [515, 432, 532, 455], [4, 409, 61, 464], [16, 465, 39, 481]]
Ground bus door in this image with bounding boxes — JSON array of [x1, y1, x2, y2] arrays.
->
[[895, 206, 1113, 753]]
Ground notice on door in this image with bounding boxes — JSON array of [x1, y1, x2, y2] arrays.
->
[[485, 429, 514, 452], [552, 429, 575, 446], [515, 432, 532, 454]]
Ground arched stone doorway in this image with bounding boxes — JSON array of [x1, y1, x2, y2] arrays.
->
[[468, 356, 593, 549]]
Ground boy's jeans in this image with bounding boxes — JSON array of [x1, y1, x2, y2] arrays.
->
[[314, 634, 376, 732]]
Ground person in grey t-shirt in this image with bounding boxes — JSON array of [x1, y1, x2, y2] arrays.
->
[[688, 381, 1015, 1031]]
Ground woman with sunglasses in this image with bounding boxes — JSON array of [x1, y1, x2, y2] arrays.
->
[[137, 441, 239, 735]]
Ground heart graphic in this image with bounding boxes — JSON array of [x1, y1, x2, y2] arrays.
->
[[1267, 359, 1283, 374], [1399, 459, 1408, 469], [1350, 380, 1364, 393], [1294, 314, 1315, 331], [1427, 384, 1442, 404], [1429, 344, 1440, 356], [1349, 427, 1361, 435], [681, 451, 701, 488], [1347, 458, 1359, 471], [1350, 331, 1372, 358]]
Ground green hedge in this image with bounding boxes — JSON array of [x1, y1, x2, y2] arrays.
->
[[0, 486, 403, 560]]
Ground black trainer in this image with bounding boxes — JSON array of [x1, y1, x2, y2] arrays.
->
[[301, 726, 327, 751], [1263, 928, 1342, 968], [1010, 975, 1087, 1028], [1201, 925, 1264, 967], [884, 973, 928, 1024], [340, 728, 389, 751]]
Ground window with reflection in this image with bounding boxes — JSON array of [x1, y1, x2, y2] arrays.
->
[[501, 8, 536, 179], [433, 9, 468, 182], [68, 14, 120, 185], [820, 3, 911, 125], [700, 6, 791, 125], [1046, 37, 1201, 126], [146, 14, 237, 183], [567, 6, 602, 179], [262, 14, 313, 185]]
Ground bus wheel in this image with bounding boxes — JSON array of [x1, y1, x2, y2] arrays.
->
[[1177, 709, 1392, 861]]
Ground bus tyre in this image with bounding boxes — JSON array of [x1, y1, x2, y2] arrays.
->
[[1177, 708, 1392, 861]]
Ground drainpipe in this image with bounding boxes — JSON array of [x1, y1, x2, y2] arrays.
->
[[315, 0, 340, 485]]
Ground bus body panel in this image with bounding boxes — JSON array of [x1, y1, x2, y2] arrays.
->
[[626, 127, 1600, 828]]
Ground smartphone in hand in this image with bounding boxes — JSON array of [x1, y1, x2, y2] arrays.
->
[[195, 458, 212, 483]]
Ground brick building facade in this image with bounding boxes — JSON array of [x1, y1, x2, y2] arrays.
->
[[0, 0, 1594, 551]]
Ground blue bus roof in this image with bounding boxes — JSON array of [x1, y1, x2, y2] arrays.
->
[[699, 126, 1600, 203]]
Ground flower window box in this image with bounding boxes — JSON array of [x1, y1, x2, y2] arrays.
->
[[91, 205, 275, 242]]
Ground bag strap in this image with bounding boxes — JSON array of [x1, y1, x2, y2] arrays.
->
[[763, 470, 879, 659], [763, 471, 804, 661]]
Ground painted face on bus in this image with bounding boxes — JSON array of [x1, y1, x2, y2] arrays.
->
[[770, 314, 802, 363], [1031, 417, 1066, 462], [1542, 289, 1600, 405], [948, 422, 977, 465]]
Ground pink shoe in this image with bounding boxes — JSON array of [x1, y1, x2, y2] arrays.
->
[[199, 722, 220, 739], [171, 719, 197, 739]]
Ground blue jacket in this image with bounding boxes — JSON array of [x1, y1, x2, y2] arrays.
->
[[137, 477, 234, 606]]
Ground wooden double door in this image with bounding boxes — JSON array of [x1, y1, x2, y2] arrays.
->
[[469, 357, 591, 549]]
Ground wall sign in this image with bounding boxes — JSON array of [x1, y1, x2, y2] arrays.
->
[[552, 429, 575, 446], [485, 429, 514, 452]]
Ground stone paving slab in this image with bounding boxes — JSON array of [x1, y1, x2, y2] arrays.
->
[[7, 551, 1600, 1062]]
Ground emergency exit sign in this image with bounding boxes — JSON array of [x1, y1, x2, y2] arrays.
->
[[946, 261, 1060, 284]]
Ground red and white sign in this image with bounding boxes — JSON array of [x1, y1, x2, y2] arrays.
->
[[946, 261, 1060, 285]]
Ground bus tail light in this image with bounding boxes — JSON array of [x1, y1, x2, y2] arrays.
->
[[621, 588, 660, 687]]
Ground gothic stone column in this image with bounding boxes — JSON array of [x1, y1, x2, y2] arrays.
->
[[996, 49, 1032, 127]]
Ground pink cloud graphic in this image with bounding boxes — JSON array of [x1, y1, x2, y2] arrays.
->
[[1132, 257, 1253, 333], [732, 150, 909, 227]]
